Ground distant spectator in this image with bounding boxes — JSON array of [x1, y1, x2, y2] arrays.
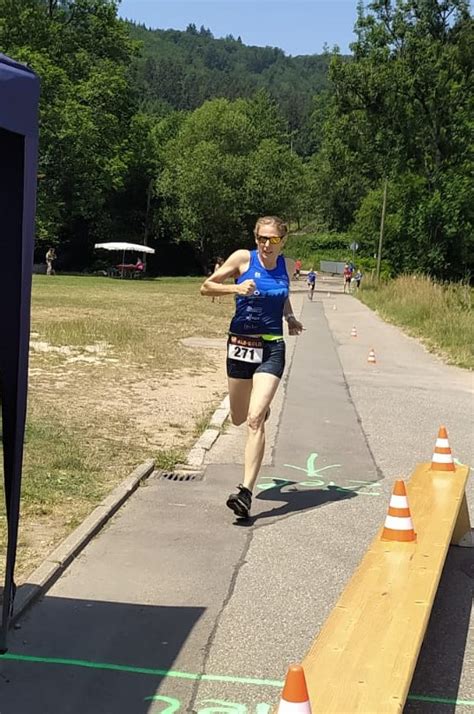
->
[[45, 247, 56, 276], [135, 258, 144, 272], [354, 269, 363, 290], [212, 256, 224, 302]]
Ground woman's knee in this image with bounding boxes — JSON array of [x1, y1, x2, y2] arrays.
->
[[247, 411, 265, 432]]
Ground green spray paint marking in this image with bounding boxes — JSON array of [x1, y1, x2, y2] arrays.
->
[[0, 653, 281, 687], [257, 452, 381, 496], [409, 694, 474, 706], [1, 653, 473, 706]]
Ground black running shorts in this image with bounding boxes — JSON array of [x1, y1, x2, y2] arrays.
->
[[226, 336, 285, 380]]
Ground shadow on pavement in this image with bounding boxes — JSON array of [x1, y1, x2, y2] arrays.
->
[[405, 547, 474, 714], [0, 597, 204, 714], [233, 480, 358, 526]]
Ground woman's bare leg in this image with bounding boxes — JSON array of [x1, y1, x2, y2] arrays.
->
[[243, 372, 281, 491], [227, 377, 253, 426]]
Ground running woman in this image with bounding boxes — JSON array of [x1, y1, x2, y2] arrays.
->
[[306, 267, 317, 300], [200, 216, 303, 519]]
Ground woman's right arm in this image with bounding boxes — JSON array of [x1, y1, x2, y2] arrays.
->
[[200, 250, 256, 297]]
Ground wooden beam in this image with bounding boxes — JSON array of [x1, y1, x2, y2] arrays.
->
[[299, 463, 470, 713]]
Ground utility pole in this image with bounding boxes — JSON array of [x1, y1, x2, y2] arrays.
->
[[376, 178, 388, 281]]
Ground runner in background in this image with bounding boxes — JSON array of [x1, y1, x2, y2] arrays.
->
[[343, 263, 352, 293], [200, 216, 304, 519], [293, 257, 302, 280], [306, 267, 317, 300]]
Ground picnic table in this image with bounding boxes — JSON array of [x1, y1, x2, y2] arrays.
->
[[112, 262, 145, 278]]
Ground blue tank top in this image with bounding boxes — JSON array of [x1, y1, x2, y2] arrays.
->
[[229, 251, 290, 336]]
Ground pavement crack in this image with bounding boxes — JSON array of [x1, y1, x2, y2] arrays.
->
[[187, 528, 255, 711]]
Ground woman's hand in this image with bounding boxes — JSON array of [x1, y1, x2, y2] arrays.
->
[[236, 279, 257, 296], [287, 316, 304, 335]]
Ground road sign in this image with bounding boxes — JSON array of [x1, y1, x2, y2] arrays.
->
[[350, 242, 359, 251]]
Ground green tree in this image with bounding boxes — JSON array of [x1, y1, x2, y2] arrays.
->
[[0, 0, 138, 264], [157, 96, 306, 265], [313, 0, 473, 276]]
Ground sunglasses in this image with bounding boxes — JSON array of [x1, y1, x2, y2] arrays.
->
[[256, 234, 284, 245]]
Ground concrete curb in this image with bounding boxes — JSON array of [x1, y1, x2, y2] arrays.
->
[[175, 395, 230, 471], [13, 459, 155, 623]]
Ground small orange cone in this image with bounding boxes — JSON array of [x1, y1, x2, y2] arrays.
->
[[367, 348, 376, 364], [381, 480, 416, 542], [351, 326, 357, 337], [278, 664, 312, 713], [430, 425, 455, 471]]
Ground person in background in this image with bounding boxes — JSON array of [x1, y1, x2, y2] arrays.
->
[[354, 269, 363, 290], [343, 263, 352, 293], [306, 267, 317, 300], [45, 247, 56, 276], [293, 258, 302, 280], [211, 257, 224, 303]]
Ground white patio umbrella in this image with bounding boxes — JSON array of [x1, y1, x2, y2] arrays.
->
[[94, 242, 155, 254], [94, 242, 155, 277]]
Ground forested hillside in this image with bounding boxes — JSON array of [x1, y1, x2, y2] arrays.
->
[[0, 0, 472, 278], [127, 21, 331, 155]]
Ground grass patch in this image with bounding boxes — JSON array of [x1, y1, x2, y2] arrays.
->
[[31, 275, 232, 371], [192, 406, 217, 438], [154, 448, 187, 471], [359, 275, 473, 369]]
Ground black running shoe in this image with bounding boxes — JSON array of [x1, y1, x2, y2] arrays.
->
[[226, 484, 252, 519]]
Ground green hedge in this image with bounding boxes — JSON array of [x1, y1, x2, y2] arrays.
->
[[285, 232, 350, 258]]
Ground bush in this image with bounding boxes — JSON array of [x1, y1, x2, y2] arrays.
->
[[285, 232, 349, 257]]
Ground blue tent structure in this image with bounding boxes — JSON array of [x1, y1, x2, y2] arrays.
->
[[0, 54, 40, 651]]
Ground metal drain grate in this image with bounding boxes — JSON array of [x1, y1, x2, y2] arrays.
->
[[160, 470, 203, 482]]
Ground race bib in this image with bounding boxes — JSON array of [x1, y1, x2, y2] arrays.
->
[[228, 335, 263, 364]]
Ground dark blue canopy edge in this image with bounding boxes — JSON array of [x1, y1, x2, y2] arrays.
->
[[0, 54, 40, 651]]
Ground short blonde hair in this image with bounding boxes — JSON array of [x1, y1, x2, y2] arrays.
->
[[253, 215, 288, 239]]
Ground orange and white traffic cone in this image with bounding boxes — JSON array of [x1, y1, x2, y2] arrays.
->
[[381, 480, 416, 542], [367, 348, 376, 364], [430, 425, 455, 471], [278, 664, 312, 713], [351, 326, 357, 337]]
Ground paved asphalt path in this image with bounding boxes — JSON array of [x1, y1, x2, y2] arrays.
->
[[0, 278, 472, 714]]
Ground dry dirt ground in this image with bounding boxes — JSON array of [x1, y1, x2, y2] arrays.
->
[[2, 276, 234, 583]]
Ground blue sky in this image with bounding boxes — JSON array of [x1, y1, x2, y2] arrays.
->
[[118, 1, 360, 56]]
